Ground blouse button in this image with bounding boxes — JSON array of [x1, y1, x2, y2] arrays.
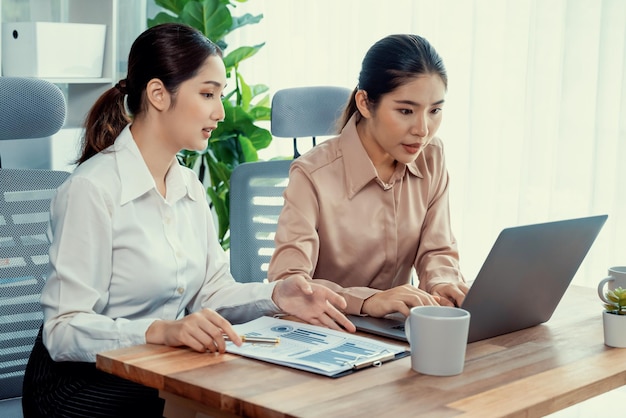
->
[[177, 287, 184, 295]]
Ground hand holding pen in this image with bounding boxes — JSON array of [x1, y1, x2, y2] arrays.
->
[[146, 308, 276, 353]]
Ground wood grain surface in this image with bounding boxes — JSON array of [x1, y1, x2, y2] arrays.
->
[[97, 286, 626, 418]]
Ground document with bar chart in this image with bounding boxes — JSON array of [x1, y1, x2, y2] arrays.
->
[[226, 316, 409, 377]]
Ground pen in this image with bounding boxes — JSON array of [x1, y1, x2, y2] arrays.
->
[[223, 334, 280, 344], [352, 352, 395, 370]]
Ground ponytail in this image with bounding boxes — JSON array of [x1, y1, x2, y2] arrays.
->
[[338, 87, 359, 130], [76, 83, 130, 165]]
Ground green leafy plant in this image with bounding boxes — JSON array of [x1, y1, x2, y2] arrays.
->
[[603, 287, 626, 315], [148, 0, 272, 250]]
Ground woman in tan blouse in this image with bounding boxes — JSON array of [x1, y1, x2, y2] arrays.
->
[[267, 34, 469, 319]]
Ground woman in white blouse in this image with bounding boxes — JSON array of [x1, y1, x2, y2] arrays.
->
[[22, 23, 354, 418]]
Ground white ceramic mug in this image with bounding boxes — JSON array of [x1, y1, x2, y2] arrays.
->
[[405, 306, 470, 376], [597, 266, 626, 304]]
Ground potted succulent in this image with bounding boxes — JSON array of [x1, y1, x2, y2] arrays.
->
[[602, 287, 626, 347]]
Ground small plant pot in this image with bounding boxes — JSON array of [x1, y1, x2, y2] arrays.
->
[[603, 311, 626, 348]]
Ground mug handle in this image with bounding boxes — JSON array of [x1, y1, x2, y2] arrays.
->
[[598, 276, 614, 304], [405, 316, 411, 347]]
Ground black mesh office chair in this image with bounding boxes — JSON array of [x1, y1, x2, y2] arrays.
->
[[229, 86, 351, 283], [0, 77, 68, 418]]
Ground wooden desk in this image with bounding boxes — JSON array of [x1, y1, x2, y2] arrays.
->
[[97, 286, 626, 418]]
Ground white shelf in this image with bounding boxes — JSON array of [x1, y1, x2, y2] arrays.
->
[[42, 78, 115, 84], [0, 0, 119, 170]]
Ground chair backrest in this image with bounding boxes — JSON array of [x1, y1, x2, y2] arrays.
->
[[0, 170, 69, 400], [0, 77, 66, 142], [270, 85, 352, 158], [229, 86, 352, 283], [229, 160, 292, 283], [0, 77, 68, 417]]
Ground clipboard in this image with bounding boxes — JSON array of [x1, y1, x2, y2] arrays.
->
[[225, 316, 410, 378]]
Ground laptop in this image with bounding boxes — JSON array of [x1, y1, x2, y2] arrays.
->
[[348, 214, 608, 343]]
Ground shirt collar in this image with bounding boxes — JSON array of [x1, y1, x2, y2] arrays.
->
[[339, 115, 423, 199], [114, 125, 199, 205]]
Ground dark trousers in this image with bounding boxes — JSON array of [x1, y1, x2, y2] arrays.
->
[[22, 328, 164, 418]]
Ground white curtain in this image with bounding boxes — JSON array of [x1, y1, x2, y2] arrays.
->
[[231, 0, 626, 287]]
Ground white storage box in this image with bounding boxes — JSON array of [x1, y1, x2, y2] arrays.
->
[[2, 22, 106, 78]]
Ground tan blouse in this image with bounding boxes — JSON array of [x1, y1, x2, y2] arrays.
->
[[267, 115, 465, 314]]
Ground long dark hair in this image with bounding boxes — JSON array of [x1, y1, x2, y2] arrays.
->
[[339, 34, 448, 129], [77, 23, 223, 164]]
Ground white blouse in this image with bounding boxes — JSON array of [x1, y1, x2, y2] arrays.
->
[[42, 125, 280, 362]]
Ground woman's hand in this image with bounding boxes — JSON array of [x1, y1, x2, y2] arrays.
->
[[145, 308, 242, 353], [361, 284, 440, 318], [272, 276, 356, 333], [431, 282, 470, 307]]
